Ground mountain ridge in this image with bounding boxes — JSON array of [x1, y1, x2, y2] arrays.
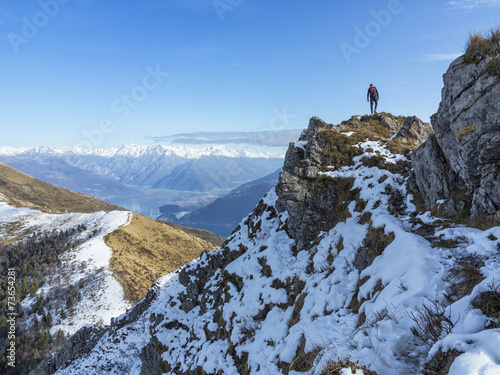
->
[[165, 168, 282, 237], [0, 162, 123, 215]]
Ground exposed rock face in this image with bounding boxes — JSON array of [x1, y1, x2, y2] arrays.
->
[[276, 117, 352, 250], [412, 56, 500, 217], [276, 114, 430, 249], [412, 134, 468, 215], [394, 116, 433, 147]]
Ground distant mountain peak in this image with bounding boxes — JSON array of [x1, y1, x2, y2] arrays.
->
[[0, 144, 284, 159]]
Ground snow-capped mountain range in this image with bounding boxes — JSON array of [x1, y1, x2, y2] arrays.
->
[[0, 144, 284, 193]]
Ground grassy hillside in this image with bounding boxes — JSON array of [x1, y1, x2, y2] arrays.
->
[[0, 162, 123, 214], [161, 221, 225, 247], [105, 213, 219, 303]]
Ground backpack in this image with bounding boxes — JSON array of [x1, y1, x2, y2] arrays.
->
[[369, 87, 378, 99]]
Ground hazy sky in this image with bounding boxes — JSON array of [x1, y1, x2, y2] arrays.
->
[[0, 0, 498, 150]]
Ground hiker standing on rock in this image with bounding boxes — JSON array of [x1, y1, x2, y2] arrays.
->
[[367, 84, 379, 114]]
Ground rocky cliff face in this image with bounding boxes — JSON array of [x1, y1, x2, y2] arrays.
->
[[412, 55, 500, 219]]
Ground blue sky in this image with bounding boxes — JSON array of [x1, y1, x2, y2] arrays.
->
[[0, 0, 498, 150]]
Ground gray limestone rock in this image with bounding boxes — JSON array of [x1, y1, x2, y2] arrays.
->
[[413, 55, 500, 217], [379, 114, 403, 133], [395, 116, 434, 147]]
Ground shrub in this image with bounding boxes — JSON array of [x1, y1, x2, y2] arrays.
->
[[408, 299, 455, 348], [464, 27, 500, 63], [465, 31, 490, 63]]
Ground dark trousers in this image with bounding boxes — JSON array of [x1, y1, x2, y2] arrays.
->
[[370, 98, 378, 114]]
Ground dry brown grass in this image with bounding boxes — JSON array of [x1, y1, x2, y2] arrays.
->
[[486, 56, 500, 76], [422, 348, 463, 375], [161, 221, 225, 247], [408, 299, 455, 348], [320, 358, 377, 374], [472, 288, 500, 328], [465, 27, 500, 63], [449, 261, 485, 301], [287, 335, 321, 373], [0, 162, 122, 214], [105, 213, 218, 303]]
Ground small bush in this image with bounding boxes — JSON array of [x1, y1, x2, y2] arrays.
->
[[487, 27, 500, 54], [408, 299, 455, 348], [464, 27, 500, 63], [465, 31, 490, 62]]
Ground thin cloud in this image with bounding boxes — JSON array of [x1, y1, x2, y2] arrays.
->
[[422, 53, 462, 61], [148, 129, 303, 148], [447, 0, 500, 9]]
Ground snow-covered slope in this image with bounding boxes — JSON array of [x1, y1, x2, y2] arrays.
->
[[0, 202, 132, 336], [45, 114, 500, 375]]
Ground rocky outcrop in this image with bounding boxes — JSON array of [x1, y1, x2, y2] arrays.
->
[[394, 115, 433, 147], [276, 114, 431, 250], [276, 117, 353, 250], [412, 55, 500, 218]]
